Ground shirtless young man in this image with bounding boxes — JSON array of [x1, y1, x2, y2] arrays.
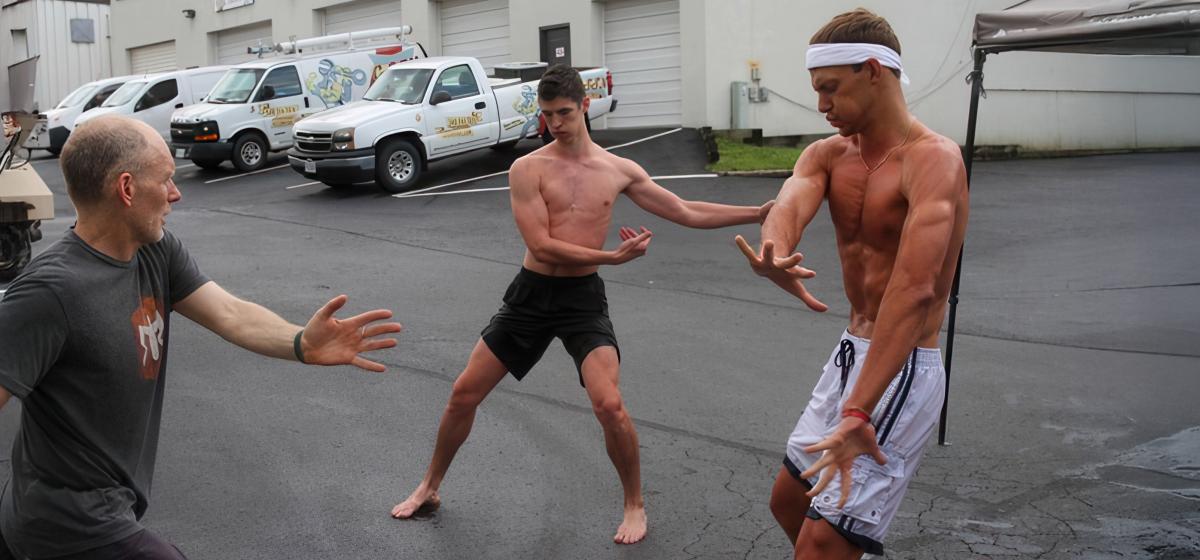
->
[[735, 9, 969, 559], [391, 65, 772, 544]]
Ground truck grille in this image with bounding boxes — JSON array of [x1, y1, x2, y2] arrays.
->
[[170, 123, 195, 144], [295, 131, 332, 153]]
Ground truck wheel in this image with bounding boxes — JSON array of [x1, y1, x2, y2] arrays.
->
[[0, 225, 32, 282], [191, 158, 222, 170], [375, 139, 422, 194], [231, 133, 268, 172]]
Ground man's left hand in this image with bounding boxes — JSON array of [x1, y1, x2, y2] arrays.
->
[[300, 295, 403, 372], [800, 416, 888, 508]]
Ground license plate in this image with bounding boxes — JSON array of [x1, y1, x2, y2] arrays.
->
[[304, 160, 316, 173], [175, 148, 186, 158]]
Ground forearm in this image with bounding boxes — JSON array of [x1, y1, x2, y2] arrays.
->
[[845, 286, 935, 413], [213, 299, 303, 361], [530, 237, 617, 266], [680, 201, 761, 228], [760, 201, 803, 252]]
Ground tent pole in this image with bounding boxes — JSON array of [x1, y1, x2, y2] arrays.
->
[[939, 48, 986, 446]]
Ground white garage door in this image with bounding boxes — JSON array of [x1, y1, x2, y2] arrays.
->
[[129, 40, 177, 74], [216, 21, 273, 65], [323, 0, 403, 35], [440, 0, 510, 72], [603, 0, 681, 128]]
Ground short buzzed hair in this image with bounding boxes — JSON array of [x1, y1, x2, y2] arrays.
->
[[60, 116, 155, 206], [538, 65, 586, 104], [810, 8, 902, 79]]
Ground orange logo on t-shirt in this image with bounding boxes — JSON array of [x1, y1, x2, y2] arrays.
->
[[130, 297, 165, 381]]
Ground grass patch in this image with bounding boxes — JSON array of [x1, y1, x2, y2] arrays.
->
[[707, 137, 806, 173]]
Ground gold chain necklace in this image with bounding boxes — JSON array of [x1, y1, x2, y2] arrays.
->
[[858, 118, 915, 175]]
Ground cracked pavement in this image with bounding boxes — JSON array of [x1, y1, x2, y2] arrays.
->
[[1, 131, 1196, 559]]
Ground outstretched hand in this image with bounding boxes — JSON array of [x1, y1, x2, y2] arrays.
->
[[734, 236, 828, 311], [300, 295, 404, 372], [612, 226, 653, 264], [800, 416, 889, 509]]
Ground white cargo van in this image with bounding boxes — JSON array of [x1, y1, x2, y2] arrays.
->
[[170, 27, 424, 171], [23, 75, 133, 155], [75, 67, 228, 144]]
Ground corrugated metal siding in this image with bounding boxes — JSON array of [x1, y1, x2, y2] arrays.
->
[[129, 40, 177, 74], [0, 0, 112, 112], [216, 20, 273, 65], [603, 0, 681, 128], [323, 0, 403, 35], [440, 0, 510, 73]]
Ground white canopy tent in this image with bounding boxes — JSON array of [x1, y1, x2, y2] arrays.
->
[[939, 0, 1200, 443]]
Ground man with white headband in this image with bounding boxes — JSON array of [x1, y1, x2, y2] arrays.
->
[[735, 8, 969, 558]]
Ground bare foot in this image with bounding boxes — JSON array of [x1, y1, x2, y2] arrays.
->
[[391, 486, 441, 519], [613, 506, 647, 544]]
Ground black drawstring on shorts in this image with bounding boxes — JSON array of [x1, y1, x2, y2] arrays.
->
[[835, 339, 855, 395]]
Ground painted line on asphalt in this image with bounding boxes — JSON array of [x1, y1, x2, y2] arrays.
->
[[285, 181, 322, 190], [390, 128, 686, 200], [394, 173, 717, 199], [204, 164, 289, 184], [175, 163, 195, 170]]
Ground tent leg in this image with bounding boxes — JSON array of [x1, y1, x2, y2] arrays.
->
[[939, 49, 987, 446]]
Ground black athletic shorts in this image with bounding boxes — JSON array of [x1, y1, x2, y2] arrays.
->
[[0, 529, 188, 560], [481, 268, 620, 386]]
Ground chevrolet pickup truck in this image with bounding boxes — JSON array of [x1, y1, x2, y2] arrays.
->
[[287, 57, 616, 192]]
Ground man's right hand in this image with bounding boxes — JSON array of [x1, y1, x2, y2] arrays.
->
[[611, 226, 652, 264], [735, 235, 828, 312]]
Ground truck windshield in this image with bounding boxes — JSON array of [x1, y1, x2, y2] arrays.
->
[[102, 81, 148, 107], [57, 84, 100, 109], [363, 68, 434, 104], [207, 69, 266, 103]]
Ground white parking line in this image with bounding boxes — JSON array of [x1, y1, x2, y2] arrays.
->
[[390, 128, 686, 200], [175, 163, 195, 170], [204, 164, 289, 184], [394, 173, 717, 199], [285, 181, 322, 190]]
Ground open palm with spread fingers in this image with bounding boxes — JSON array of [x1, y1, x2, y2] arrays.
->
[[613, 226, 653, 264], [799, 417, 889, 508], [300, 295, 404, 372], [734, 236, 828, 311]]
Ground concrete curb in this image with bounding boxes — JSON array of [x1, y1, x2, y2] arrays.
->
[[715, 170, 791, 178]]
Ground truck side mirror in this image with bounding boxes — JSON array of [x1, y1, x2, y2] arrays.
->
[[430, 90, 452, 106]]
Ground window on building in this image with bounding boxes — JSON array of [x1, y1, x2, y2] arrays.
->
[[11, 29, 28, 60], [70, 19, 95, 43]]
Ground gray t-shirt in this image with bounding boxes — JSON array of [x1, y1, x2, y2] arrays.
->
[[0, 229, 208, 558]]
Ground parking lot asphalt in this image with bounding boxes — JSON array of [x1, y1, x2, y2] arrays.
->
[[2, 129, 1198, 559]]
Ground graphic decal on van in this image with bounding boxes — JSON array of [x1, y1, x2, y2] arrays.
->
[[511, 84, 541, 139], [307, 59, 368, 108], [368, 46, 419, 87]]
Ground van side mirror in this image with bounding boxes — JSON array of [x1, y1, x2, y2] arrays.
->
[[430, 90, 452, 106]]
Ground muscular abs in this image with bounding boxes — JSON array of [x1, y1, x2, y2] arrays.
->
[[826, 136, 958, 347]]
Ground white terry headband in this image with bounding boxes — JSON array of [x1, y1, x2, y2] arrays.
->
[[805, 43, 910, 85]]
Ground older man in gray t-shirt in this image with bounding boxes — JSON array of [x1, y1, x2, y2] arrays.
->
[[0, 116, 403, 559]]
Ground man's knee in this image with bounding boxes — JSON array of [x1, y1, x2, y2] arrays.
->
[[590, 393, 628, 427], [447, 377, 487, 412]]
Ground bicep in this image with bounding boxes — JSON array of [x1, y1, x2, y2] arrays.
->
[[509, 160, 552, 245], [623, 164, 687, 219], [0, 281, 67, 398], [893, 151, 966, 284], [763, 144, 829, 235]]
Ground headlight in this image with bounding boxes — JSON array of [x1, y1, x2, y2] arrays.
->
[[194, 121, 220, 142], [332, 127, 355, 151]]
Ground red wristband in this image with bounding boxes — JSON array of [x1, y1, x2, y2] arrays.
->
[[841, 407, 871, 423]]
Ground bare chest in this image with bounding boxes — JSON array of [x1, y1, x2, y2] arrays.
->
[[539, 164, 621, 223], [827, 156, 908, 248]]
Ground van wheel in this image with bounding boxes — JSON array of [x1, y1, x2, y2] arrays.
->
[[375, 139, 422, 194], [231, 133, 268, 172], [191, 158, 222, 170]]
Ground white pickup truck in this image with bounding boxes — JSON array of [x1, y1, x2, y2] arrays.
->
[[287, 57, 617, 192]]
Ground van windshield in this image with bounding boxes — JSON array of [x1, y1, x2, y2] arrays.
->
[[57, 84, 100, 109], [102, 81, 148, 107], [207, 69, 265, 103], [363, 68, 434, 104]]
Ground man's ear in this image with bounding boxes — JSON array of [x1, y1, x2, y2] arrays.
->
[[582, 96, 591, 112], [865, 58, 885, 83], [117, 172, 136, 208]]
